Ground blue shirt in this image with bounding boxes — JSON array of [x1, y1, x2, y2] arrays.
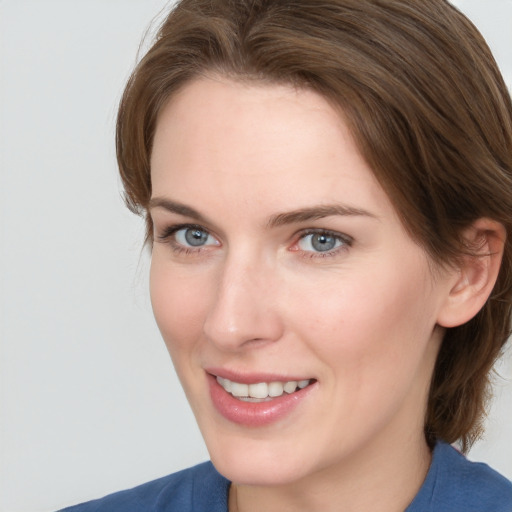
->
[[59, 442, 512, 511]]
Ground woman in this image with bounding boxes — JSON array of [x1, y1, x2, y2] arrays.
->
[[61, 0, 512, 510]]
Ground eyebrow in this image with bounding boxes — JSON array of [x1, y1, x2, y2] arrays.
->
[[149, 197, 376, 227], [267, 204, 377, 228], [149, 197, 207, 223]]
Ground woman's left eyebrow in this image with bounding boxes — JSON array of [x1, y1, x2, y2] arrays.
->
[[267, 204, 377, 228]]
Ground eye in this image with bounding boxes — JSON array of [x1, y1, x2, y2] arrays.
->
[[156, 224, 220, 253], [175, 226, 217, 247], [295, 230, 351, 254]]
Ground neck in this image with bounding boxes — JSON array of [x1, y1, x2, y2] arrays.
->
[[230, 429, 432, 512]]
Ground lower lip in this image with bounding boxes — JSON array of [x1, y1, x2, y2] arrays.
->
[[207, 374, 316, 427]]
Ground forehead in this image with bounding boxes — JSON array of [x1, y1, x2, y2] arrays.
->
[[151, 77, 393, 215], [151, 77, 350, 172]]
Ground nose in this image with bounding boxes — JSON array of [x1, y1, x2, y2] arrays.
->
[[203, 253, 284, 351]]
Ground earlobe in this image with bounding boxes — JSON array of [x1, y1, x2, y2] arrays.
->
[[437, 218, 506, 328]]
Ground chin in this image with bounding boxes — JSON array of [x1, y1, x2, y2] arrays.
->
[[211, 451, 312, 486], [202, 428, 323, 486]]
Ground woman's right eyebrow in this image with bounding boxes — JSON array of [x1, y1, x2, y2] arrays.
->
[[148, 197, 207, 223]]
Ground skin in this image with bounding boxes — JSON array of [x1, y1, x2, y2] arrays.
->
[[148, 77, 466, 512]]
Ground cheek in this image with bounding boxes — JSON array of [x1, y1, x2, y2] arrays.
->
[[149, 258, 210, 357], [285, 265, 440, 443], [286, 261, 437, 377]]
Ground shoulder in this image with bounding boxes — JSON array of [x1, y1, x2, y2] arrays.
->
[[58, 461, 230, 512], [408, 442, 512, 512]]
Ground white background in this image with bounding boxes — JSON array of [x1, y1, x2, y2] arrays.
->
[[0, 1, 511, 511]]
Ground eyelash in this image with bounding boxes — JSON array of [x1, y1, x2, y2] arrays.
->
[[155, 224, 353, 259], [156, 224, 216, 256], [292, 229, 353, 259]]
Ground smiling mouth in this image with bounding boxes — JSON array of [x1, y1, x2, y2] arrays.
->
[[216, 376, 314, 402]]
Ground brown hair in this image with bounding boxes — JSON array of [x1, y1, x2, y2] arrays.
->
[[116, 0, 512, 451]]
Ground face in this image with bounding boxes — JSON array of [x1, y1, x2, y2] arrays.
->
[[149, 77, 454, 486]]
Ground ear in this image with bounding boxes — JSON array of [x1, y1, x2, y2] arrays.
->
[[437, 218, 506, 328]]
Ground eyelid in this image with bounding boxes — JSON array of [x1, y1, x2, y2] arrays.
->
[[290, 228, 353, 256], [156, 223, 220, 249], [155, 223, 351, 258], [295, 227, 353, 243]]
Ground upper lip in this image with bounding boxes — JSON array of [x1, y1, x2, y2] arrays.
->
[[205, 367, 314, 384]]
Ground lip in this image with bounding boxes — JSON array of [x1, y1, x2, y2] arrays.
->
[[206, 371, 317, 427], [206, 367, 312, 384]]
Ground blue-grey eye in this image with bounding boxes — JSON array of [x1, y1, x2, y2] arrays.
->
[[298, 232, 343, 252], [175, 227, 216, 247]]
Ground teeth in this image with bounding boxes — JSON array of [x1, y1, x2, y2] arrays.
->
[[230, 382, 249, 397], [216, 376, 311, 399], [249, 382, 269, 399], [283, 380, 298, 393], [217, 377, 232, 393], [268, 382, 284, 397]]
